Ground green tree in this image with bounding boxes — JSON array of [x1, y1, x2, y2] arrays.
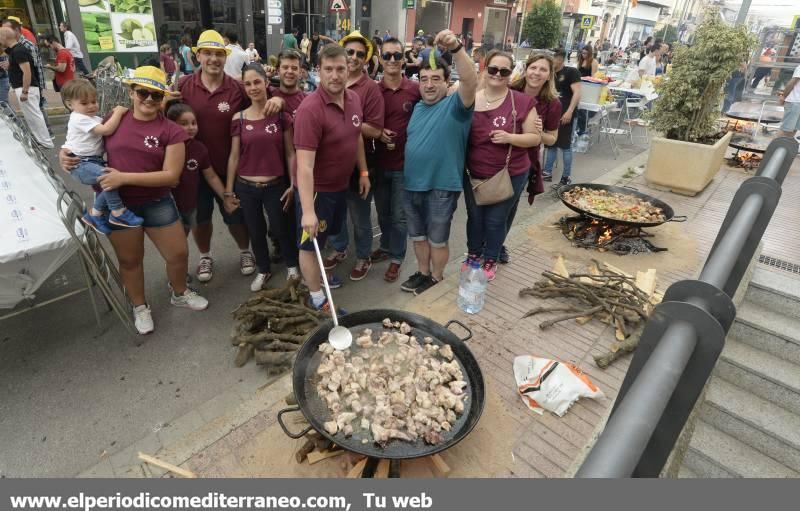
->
[[521, 0, 562, 49], [647, 9, 756, 142], [658, 24, 679, 44]]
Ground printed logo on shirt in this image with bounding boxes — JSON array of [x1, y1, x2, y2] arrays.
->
[[186, 158, 199, 171], [352, 114, 361, 128], [402, 101, 413, 113], [492, 116, 507, 128], [10, 209, 22, 221], [144, 136, 160, 149], [245, 124, 254, 131], [16, 227, 29, 241], [265, 123, 278, 134], [218, 101, 231, 113], [6, 193, 16, 204]]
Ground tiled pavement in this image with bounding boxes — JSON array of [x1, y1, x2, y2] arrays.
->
[[92, 154, 800, 478]]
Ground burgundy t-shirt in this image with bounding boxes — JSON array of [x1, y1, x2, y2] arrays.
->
[[178, 71, 247, 178], [161, 54, 176, 75], [466, 90, 535, 179], [528, 96, 562, 193], [293, 88, 363, 192], [231, 111, 291, 178], [348, 73, 385, 162], [173, 138, 210, 213], [375, 77, 421, 171], [104, 112, 189, 206], [269, 86, 307, 119]]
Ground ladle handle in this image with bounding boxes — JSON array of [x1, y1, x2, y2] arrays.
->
[[311, 236, 339, 327]]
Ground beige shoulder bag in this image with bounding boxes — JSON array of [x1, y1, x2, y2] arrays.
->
[[467, 90, 517, 206]]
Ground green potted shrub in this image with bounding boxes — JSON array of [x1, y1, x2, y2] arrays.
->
[[645, 9, 756, 196]]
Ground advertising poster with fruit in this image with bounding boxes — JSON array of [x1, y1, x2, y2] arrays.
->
[[79, 0, 157, 53]]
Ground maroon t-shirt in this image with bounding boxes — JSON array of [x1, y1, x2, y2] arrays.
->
[[173, 138, 210, 213], [293, 88, 363, 192], [231, 111, 291, 178], [161, 54, 176, 75], [269, 86, 307, 119], [348, 73, 385, 162], [375, 77, 421, 171], [178, 71, 247, 178], [466, 90, 535, 179], [528, 96, 562, 194], [104, 113, 189, 206]]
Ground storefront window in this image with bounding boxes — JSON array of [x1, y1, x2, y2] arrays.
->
[[415, 0, 451, 37], [182, 0, 199, 23], [213, 0, 237, 24]]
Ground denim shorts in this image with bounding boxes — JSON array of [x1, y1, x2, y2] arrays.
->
[[404, 189, 460, 248], [179, 208, 197, 228], [781, 101, 800, 133], [111, 195, 180, 230], [294, 189, 347, 252]]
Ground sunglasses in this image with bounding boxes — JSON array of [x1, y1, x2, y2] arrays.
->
[[381, 51, 404, 62], [345, 48, 367, 59], [134, 88, 165, 102], [487, 66, 512, 77]]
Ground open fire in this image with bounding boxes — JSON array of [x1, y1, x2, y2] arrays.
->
[[729, 151, 762, 170], [559, 215, 667, 255]]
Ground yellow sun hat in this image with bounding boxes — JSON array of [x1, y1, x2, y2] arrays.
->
[[7, 16, 22, 23], [339, 30, 373, 62], [123, 66, 168, 92], [192, 29, 232, 55]]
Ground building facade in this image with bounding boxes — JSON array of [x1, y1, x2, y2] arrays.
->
[[1, 0, 62, 38]]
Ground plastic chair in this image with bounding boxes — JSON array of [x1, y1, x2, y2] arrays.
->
[[623, 97, 650, 143]]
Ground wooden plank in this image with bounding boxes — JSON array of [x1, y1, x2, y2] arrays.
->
[[306, 449, 345, 465], [429, 454, 451, 478], [552, 255, 570, 278], [137, 453, 197, 479], [374, 459, 390, 479], [635, 269, 657, 297], [346, 458, 368, 478]]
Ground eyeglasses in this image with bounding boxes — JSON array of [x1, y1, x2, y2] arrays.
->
[[381, 51, 404, 62], [134, 88, 165, 102], [345, 48, 367, 59], [486, 66, 512, 77]]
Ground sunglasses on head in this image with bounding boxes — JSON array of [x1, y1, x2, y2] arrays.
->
[[381, 51, 404, 62], [345, 48, 367, 59], [134, 88, 165, 102], [486, 66, 512, 77]]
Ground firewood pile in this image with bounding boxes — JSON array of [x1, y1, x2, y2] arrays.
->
[[519, 257, 661, 368], [230, 279, 327, 373]]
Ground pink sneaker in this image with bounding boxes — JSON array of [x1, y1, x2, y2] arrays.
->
[[482, 260, 498, 281]]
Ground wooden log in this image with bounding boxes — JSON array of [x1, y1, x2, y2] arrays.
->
[[137, 453, 197, 478], [238, 332, 307, 346], [254, 351, 295, 366], [539, 306, 604, 329], [307, 449, 345, 465], [594, 327, 643, 368], [234, 343, 254, 367], [256, 340, 301, 352], [375, 459, 391, 479], [429, 454, 451, 478], [347, 458, 368, 478], [295, 438, 316, 464]]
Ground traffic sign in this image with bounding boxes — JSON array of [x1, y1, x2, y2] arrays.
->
[[268, 16, 282, 24], [267, 0, 281, 6], [268, 7, 281, 15], [581, 15, 596, 29], [329, 0, 348, 12]]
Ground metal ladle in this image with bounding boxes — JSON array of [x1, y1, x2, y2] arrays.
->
[[311, 236, 352, 350]]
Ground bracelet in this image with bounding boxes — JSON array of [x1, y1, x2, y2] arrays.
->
[[359, 170, 369, 177], [224, 192, 235, 197], [451, 43, 463, 54]]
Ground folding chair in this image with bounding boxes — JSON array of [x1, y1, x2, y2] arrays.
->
[[622, 96, 651, 144]]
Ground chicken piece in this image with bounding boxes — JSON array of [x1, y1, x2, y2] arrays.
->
[[441, 421, 451, 432], [319, 342, 335, 354], [433, 386, 459, 410], [425, 344, 439, 356], [372, 423, 389, 444], [351, 400, 363, 414], [446, 409, 456, 423], [454, 399, 465, 414], [388, 429, 413, 441], [360, 417, 370, 430], [439, 344, 454, 361], [336, 412, 357, 428], [382, 318, 393, 328], [361, 328, 373, 337], [357, 373, 368, 390], [424, 430, 443, 445], [317, 360, 335, 375], [324, 391, 340, 407], [441, 361, 463, 380], [431, 421, 442, 433], [351, 356, 364, 366], [394, 333, 410, 345], [423, 336, 434, 344], [378, 332, 394, 345], [399, 322, 412, 335], [409, 336, 418, 345], [355, 335, 373, 348], [392, 321, 401, 329], [449, 380, 467, 395], [324, 421, 338, 435]]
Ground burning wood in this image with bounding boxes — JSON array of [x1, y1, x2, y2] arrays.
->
[[230, 279, 327, 373], [559, 215, 667, 254], [729, 151, 762, 170], [519, 258, 661, 368]]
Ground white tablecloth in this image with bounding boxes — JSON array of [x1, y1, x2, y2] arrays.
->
[[0, 117, 77, 308]]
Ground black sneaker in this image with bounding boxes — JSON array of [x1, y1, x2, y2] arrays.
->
[[559, 176, 572, 186], [400, 271, 427, 292], [413, 275, 439, 296], [543, 173, 553, 182], [499, 245, 510, 264]]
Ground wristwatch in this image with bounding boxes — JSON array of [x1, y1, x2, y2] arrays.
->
[[451, 42, 463, 54]]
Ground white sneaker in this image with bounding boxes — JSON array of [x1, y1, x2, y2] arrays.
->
[[287, 267, 300, 281], [170, 288, 209, 311], [250, 272, 271, 292], [240, 251, 256, 276], [133, 304, 154, 335], [196, 256, 213, 282]]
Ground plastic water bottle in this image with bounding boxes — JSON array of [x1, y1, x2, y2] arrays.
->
[[458, 259, 487, 314], [574, 133, 590, 153]]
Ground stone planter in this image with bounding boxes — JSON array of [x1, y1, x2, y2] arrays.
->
[[645, 131, 732, 196]]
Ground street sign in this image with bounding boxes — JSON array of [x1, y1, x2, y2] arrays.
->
[[268, 16, 282, 24], [267, 0, 281, 6], [329, 0, 348, 12], [268, 7, 281, 15], [581, 15, 596, 29], [404, 0, 415, 8]]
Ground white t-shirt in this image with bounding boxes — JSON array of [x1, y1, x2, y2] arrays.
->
[[245, 48, 260, 62], [224, 45, 249, 78], [638, 54, 657, 77], [64, 112, 104, 157], [63, 30, 83, 59], [786, 65, 800, 103]]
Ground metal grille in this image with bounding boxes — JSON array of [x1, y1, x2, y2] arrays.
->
[[758, 255, 800, 274]]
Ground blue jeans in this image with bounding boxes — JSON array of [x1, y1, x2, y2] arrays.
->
[[544, 146, 574, 179], [328, 189, 374, 260], [0, 75, 9, 105], [404, 189, 460, 248], [71, 156, 125, 212], [463, 171, 528, 261], [373, 169, 407, 264]]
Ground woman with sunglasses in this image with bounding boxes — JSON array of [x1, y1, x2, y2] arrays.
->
[[93, 66, 207, 334], [225, 64, 299, 291], [463, 50, 541, 281]]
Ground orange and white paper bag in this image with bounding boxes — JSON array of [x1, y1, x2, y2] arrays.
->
[[513, 356, 605, 417]]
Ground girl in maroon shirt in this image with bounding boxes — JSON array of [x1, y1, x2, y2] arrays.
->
[[225, 64, 299, 291], [463, 50, 542, 281]]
